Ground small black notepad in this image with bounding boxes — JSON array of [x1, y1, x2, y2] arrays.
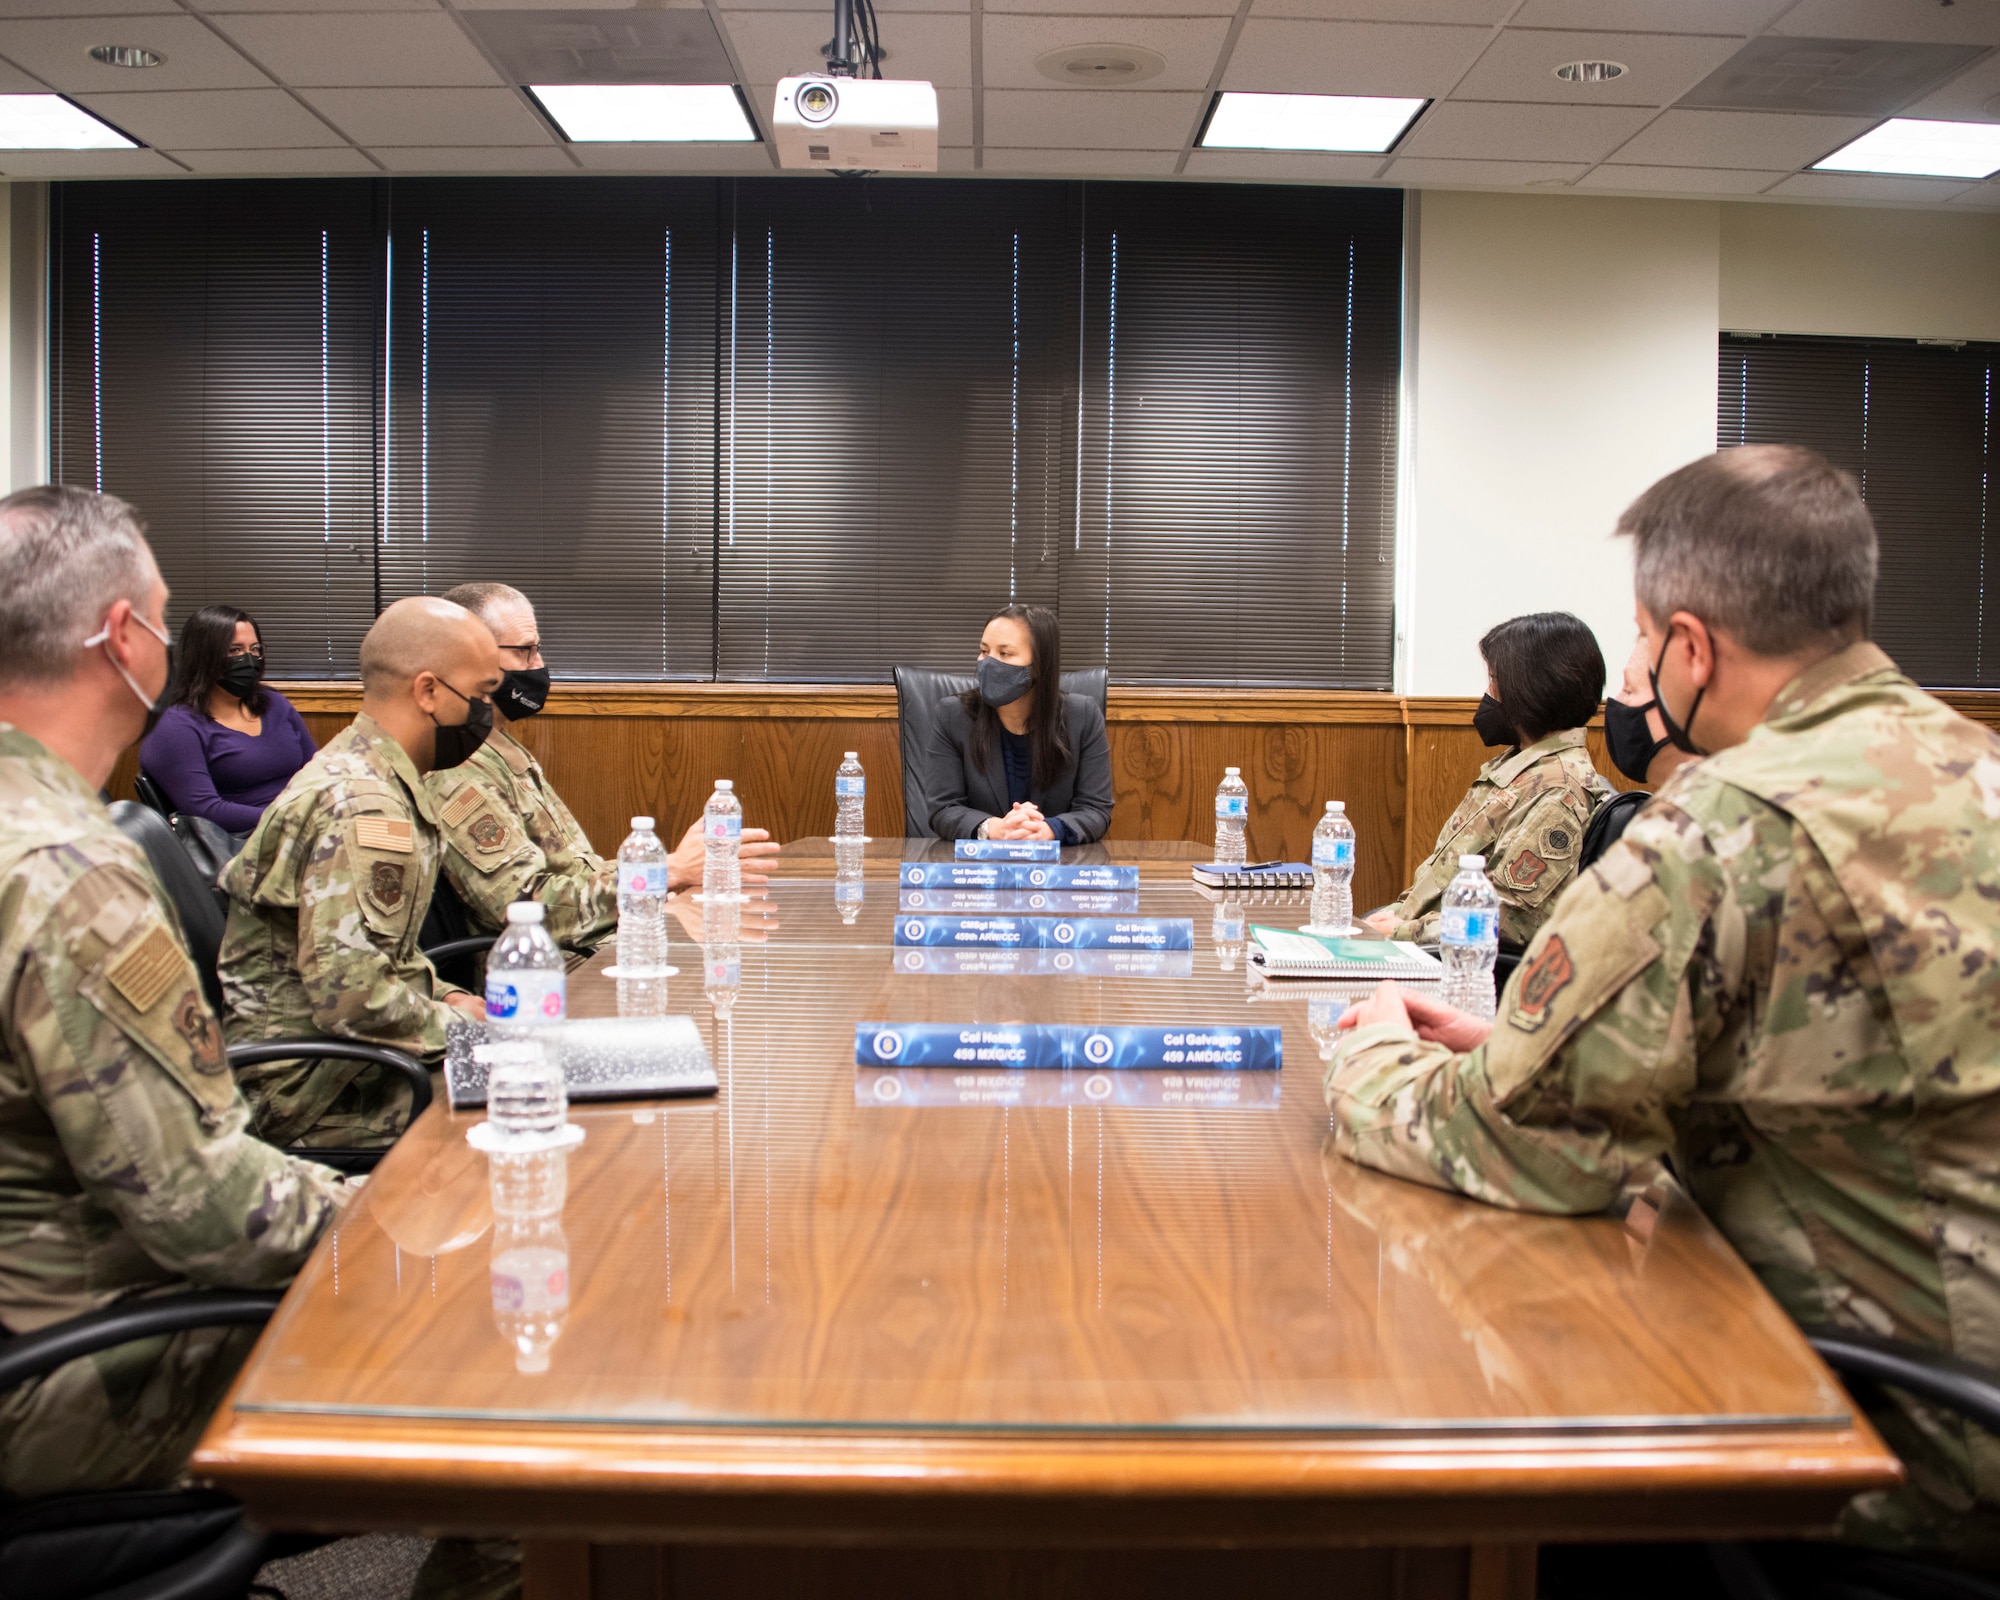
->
[[1190, 861, 1314, 890]]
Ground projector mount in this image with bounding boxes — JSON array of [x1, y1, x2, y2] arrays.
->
[[823, 0, 885, 79]]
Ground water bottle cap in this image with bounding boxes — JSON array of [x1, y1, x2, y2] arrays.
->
[[630, 815, 655, 831], [1458, 854, 1486, 870], [1326, 800, 1345, 812], [714, 779, 734, 791], [844, 751, 858, 760], [506, 901, 547, 923], [1224, 767, 1240, 776]]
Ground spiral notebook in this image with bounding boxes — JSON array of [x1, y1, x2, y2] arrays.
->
[[1248, 926, 1443, 980]]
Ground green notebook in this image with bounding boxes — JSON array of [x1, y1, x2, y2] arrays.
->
[[1248, 926, 1444, 980]]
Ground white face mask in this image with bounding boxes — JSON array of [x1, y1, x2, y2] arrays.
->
[[84, 609, 174, 726]]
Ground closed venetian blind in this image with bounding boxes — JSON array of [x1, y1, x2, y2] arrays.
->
[[51, 181, 380, 678], [1720, 333, 1999, 688]]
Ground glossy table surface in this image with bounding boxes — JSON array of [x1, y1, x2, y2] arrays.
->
[[195, 841, 1900, 1545]]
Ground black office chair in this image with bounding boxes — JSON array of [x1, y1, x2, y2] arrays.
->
[[1580, 789, 1651, 871], [131, 770, 173, 820], [892, 665, 1110, 839], [0, 1290, 303, 1600], [108, 801, 432, 1177], [417, 872, 495, 993]]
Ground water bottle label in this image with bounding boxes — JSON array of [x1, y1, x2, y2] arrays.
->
[[706, 813, 742, 842], [1440, 908, 1497, 946], [1312, 838, 1355, 869], [835, 883, 863, 904], [707, 957, 741, 988], [1215, 795, 1247, 820], [836, 776, 865, 798], [624, 863, 668, 896], [485, 970, 567, 1023]]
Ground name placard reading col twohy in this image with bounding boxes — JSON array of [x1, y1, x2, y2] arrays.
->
[[854, 1022, 1282, 1073]]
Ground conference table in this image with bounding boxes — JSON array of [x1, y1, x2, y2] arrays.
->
[[194, 840, 1898, 1600]]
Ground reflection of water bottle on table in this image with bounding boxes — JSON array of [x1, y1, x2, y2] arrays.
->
[[1212, 892, 1246, 973], [833, 835, 866, 926], [489, 1149, 570, 1374], [1439, 854, 1500, 1020]]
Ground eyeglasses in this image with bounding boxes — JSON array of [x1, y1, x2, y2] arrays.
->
[[496, 641, 540, 661], [226, 645, 265, 661]]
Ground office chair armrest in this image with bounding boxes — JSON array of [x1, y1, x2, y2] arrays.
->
[[1802, 1324, 2000, 1437], [0, 1290, 282, 1393], [421, 935, 496, 966], [225, 1039, 432, 1121]]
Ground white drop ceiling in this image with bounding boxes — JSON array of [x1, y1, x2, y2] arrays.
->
[[0, 0, 1996, 209]]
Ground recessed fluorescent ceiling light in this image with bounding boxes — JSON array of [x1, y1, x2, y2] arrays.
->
[[0, 94, 137, 150], [1200, 92, 1425, 153], [1814, 117, 2000, 179], [530, 83, 755, 143]]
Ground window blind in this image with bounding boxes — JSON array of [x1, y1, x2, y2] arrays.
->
[[1720, 334, 1998, 688], [53, 176, 1404, 689], [51, 181, 380, 679]]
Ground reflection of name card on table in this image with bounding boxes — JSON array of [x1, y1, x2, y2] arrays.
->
[[894, 915, 1194, 951], [856, 1021, 1282, 1072], [954, 838, 1062, 861], [858, 1066, 1281, 1111], [903, 861, 1139, 890], [894, 947, 1194, 978], [899, 888, 1141, 915], [445, 1016, 717, 1108]]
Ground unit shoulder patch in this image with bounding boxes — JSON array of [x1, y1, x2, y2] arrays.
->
[[1507, 934, 1575, 1034], [354, 816, 415, 855], [172, 989, 228, 1075], [466, 811, 510, 855], [1507, 849, 1550, 890], [368, 859, 408, 913], [106, 923, 183, 1014]]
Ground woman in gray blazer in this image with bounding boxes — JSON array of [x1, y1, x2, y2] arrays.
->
[[924, 604, 1114, 843]]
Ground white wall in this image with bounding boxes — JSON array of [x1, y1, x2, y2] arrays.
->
[[1401, 191, 1722, 696]]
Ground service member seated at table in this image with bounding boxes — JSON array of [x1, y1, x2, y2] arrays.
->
[[1328, 446, 2000, 1573], [425, 582, 781, 961], [217, 597, 498, 1149], [923, 602, 1113, 843], [1603, 633, 1697, 793], [138, 603, 317, 842], [0, 485, 343, 1499], [1370, 611, 1613, 946]]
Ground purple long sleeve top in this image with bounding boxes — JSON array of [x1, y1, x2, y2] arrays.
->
[[140, 691, 318, 834]]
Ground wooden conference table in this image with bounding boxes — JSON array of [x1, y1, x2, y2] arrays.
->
[[195, 841, 1898, 1600]]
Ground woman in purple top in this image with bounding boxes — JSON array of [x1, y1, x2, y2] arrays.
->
[[139, 604, 317, 840]]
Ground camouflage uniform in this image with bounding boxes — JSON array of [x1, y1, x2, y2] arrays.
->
[[425, 727, 615, 958], [218, 714, 466, 1149], [1326, 643, 2000, 1566], [0, 726, 342, 1498], [1386, 727, 1614, 947]]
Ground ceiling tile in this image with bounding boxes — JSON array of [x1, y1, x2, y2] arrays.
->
[[1451, 28, 1741, 107], [1250, 0, 1510, 21], [1509, 0, 1787, 31], [982, 146, 1176, 173], [73, 86, 340, 146], [1574, 162, 1784, 193], [1949, 179, 2000, 206], [938, 144, 972, 169], [1185, 147, 1385, 180], [567, 138, 773, 168], [1896, 48, 2000, 121], [174, 144, 377, 169], [1766, 169, 1981, 201], [1222, 20, 1490, 97], [0, 57, 45, 89], [982, 87, 1200, 148], [1679, 35, 1986, 115], [371, 142, 574, 169], [983, 15, 1228, 92], [1770, 0, 2000, 46], [0, 146, 183, 173], [1609, 107, 1873, 169], [195, 0, 440, 12], [1399, 100, 1653, 162], [300, 84, 550, 141], [463, 9, 733, 84], [210, 13, 502, 86], [0, 0, 179, 15], [464, 0, 704, 9], [724, 11, 969, 86], [1382, 155, 1588, 185], [0, 15, 270, 91]]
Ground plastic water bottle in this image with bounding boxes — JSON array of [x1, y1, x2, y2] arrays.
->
[[616, 815, 669, 976], [488, 1149, 569, 1374], [478, 1039, 567, 1145], [1309, 800, 1357, 934], [703, 780, 743, 902], [1214, 768, 1249, 866], [1439, 854, 1501, 1020], [485, 902, 565, 1040], [835, 751, 866, 840]]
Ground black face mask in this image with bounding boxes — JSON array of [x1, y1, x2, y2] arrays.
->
[[219, 655, 263, 702], [494, 666, 550, 723], [1471, 693, 1514, 749], [1603, 697, 1670, 785], [1647, 632, 1708, 757], [430, 680, 493, 769], [87, 613, 173, 740], [977, 655, 1034, 709]]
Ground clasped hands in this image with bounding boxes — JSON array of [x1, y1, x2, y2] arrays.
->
[[664, 818, 782, 893], [984, 801, 1056, 841], [1334, 981, 1494, 1054]]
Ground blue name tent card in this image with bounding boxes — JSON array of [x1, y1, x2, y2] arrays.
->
[[899, 888, 1142, 915], [954, 838, 1063, 861], [903, 862, 1140, 891], [894, 915, 1193, 951], [894, 947, 1194, 978], [855, 1022, 1282, 1073]]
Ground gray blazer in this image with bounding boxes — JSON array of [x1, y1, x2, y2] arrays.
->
[[923, 692, 1115, 843]]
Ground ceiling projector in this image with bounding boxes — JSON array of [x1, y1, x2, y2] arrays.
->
[[773, 75, 939, 173]]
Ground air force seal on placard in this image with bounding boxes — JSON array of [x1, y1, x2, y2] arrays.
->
[[870, 1028, 904, 1061]]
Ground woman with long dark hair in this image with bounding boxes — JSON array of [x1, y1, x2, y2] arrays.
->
[[139, 604, 316, 838], [922, 603, 1114, 843]]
